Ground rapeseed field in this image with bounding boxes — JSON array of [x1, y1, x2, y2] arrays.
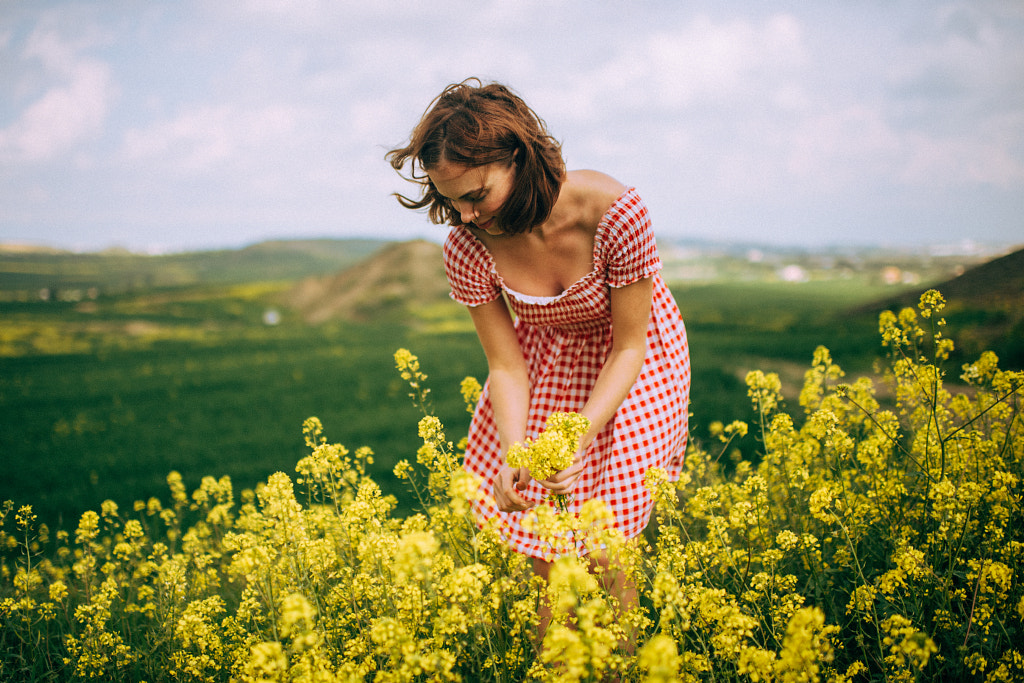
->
[[2, 291, 1021, 681]]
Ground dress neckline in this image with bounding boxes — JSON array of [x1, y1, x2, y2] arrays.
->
[[458, 187, 637, 305]]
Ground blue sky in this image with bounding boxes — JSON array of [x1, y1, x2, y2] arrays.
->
[[1, 1, 1022, 253]]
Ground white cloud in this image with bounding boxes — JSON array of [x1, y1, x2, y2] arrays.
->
[[119, 103, 311, 173], [900, 130, 1024, 188], [786, 106, 901, 184], [644, 13, 806, 108], [0, 30, 115, 162], [531, 12, 807, 126]]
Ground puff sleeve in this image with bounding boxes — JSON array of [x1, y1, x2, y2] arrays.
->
[[600, 188, 662, 288], [443, 227, 502, 306]]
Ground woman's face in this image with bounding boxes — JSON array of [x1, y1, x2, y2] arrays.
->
[[427, 159, 516, 235]]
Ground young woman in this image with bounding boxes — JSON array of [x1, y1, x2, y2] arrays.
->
[[387, 78, 690, 619]]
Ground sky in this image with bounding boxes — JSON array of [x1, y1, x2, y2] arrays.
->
[[1, 1, 1022, 253]]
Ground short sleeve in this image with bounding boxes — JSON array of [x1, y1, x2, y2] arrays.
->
[[600, 188, 662, 288], [443, 227, 502, 306]]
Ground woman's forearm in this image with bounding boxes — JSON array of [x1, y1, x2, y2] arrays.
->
[[576, 277, 653, 455], [578, 345, 646, 451], [487, 365, 531, 456], [466, 300, 531, 460]]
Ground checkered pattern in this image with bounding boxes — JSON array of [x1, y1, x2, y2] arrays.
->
[[444, 187, 690, 559]]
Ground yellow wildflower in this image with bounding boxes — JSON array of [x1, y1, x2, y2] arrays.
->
[[506, 411, 590, 481], [776, 607, 835, 683], [918, 289, 945, 318], [460, 375, 482, 412], [746, 370, 783, 414], [639, 633, 682, 682], [738, 646, 777, 682], [241, 641, 288, 682]]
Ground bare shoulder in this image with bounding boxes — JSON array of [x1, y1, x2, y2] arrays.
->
[[563, 170, 628, 227], [567, 169, 627, 202]]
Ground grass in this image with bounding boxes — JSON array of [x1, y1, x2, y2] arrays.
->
[[0, 316, 486, 530]]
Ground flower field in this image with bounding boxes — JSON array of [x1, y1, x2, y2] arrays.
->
[[1, 290, 1022, 682]]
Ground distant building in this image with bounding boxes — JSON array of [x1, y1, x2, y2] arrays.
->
[[882, 266, 901, 285], [779, 265, 809, 283]]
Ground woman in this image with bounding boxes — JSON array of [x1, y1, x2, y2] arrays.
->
[[387, 78, 690, 616]]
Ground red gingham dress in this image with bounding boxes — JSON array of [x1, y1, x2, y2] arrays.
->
[[443, 187, 690, 559]]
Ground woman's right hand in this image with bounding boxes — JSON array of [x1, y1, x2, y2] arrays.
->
[[493, 465, 535, 512]]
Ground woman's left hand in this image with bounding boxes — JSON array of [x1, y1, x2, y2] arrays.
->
[[538, 451, 587, 496]]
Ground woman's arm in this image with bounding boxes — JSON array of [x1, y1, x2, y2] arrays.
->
[[467, 298, 535, 512], [542, 276, 654, 495]]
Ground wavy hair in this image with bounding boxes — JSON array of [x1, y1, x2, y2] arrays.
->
[[387, 79, 566, 234]]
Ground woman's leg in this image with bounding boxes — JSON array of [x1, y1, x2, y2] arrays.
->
[[532, 551, 638, 652], [589, 551, 638, 609], [532, 555, 553, 646]]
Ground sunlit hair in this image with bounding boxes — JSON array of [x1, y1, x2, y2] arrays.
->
[[387, 78, 566, 234]]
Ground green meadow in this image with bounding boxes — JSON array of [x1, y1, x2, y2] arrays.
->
[[0, 245, 905, 531]]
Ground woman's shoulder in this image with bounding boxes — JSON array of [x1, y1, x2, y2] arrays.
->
[[443, 224, 487, 261], [563, 170, 629, 229]]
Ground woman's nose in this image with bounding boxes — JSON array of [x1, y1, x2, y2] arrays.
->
[[455, 201, 477, 224]]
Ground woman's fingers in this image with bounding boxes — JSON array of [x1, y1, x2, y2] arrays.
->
[[539, 457, 586, 495], [514, 466, 533, 490], [493, 466, 536, 512]]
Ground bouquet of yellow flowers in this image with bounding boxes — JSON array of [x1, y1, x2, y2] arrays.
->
[[506, 412, 590, 511]]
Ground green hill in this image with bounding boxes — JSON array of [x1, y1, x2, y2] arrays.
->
[[0, 238, 389, 299], [860, 246, 1024, 367]]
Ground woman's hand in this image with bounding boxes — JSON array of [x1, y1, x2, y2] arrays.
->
[[493, 465, 536, 512], [538, 450, 587, 496]]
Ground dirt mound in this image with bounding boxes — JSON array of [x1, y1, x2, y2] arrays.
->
[[286, 239, 451, 324]]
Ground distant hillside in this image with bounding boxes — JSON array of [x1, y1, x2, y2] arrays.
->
[[285, 239, 452, 324], [881, 246, 1023, 305], [0, 238, 388, 296], [861, 246, 1024, 368], [0, 243, 70, 255]]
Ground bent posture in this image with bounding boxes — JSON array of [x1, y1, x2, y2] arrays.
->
[[388, 78, 690, 636]]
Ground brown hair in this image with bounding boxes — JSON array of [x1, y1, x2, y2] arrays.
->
[[386, 78, 566, 234]]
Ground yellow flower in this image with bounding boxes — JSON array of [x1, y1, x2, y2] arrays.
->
[[302, 415, 324, 447], [393, 459, 413, 479], [394, 347, 428, 387], [918, 289, 945, 318], [49, 580, 68, 602], [639, 633, 682, 682], [776, 529, 800, 551], [808, 486, 836, 523], [417, 415, 444, 441], [393, 347, 420, 377], [393, 530, 438, 584], [14, 505, 36, 530], [241, 641, 288, 682], [882, 614, 937, 671], [746, 370, 783, 414], [776, 607, 836, 683], [460, 376, 482, 413], [278, 592, 317, 639], [506, 412, 590, 481], [738, 646, 777, 682], [74, 510, 100, 546]]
